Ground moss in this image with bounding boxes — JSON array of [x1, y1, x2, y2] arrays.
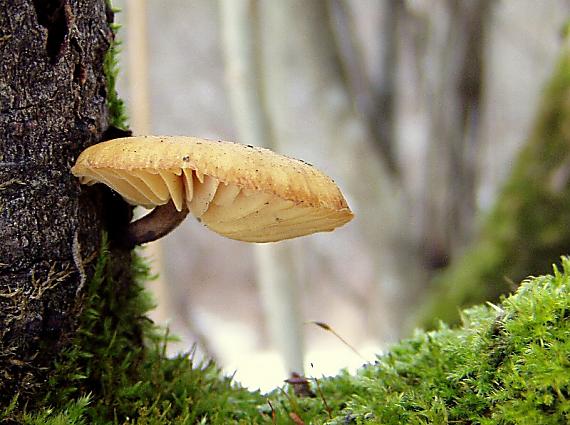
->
[[0, 234, 265, 424], [3, 250, 570, 423], [415, 42, 570, 329], [104, 2, 128, 130], [5, 3, 570, 423], [265, 259, 570, 424]]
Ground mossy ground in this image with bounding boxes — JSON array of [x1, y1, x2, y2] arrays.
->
[[2, 236, 570, 423]]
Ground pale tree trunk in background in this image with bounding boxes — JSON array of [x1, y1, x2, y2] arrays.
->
[[219, 0, 305, 374], [375, 0, 400, 170], [125, 0, 166, 321], [257, 0, 425, 341], [254, 243, 305, 374], [126, 0, 151, 135]]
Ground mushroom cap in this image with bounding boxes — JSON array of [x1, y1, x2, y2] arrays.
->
[[71, 136, 353, 242]]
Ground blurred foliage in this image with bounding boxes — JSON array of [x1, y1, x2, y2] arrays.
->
[[3, 250, 570, 423], [415, 42, 570, 329]]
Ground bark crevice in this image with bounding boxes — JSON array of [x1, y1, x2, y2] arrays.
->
[[31, 0, 70, 63]]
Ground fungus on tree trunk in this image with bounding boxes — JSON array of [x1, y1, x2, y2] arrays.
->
[[71, 136, 354, 245]]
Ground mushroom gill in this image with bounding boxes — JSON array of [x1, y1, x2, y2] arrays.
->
[[71, 136, 354, 244]]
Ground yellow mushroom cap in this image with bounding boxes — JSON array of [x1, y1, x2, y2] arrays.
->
[[71, 136, 354, 242]]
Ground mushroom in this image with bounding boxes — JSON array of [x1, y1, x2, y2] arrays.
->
[[71, 136, 353, 246]]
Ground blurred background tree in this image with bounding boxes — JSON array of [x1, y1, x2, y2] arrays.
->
[[114, 0, 570, 390]]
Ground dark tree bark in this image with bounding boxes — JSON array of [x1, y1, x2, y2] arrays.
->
[[0, 0, 131, 403]]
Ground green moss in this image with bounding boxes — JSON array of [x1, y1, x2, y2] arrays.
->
[[104, 3, 128, 130], [1, 234, 265, 424], [265, 258, 570, 424], [415, 43, 570, 329], [5, 250, 570, 423]]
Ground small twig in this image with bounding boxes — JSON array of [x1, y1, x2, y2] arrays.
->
[[0, 288, 22, 299]]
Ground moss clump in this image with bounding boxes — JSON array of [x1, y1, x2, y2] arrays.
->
[[104, 3, 128, 130], [262, 259, 570, 424], [0, 234, 265, 424], [4, 252, 570, 423], [415, 42, 570, 329]]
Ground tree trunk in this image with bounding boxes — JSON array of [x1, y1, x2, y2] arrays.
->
[[220, 0, 305, 375], [258, 0, 425, 341], [0, 0, 132, 403]]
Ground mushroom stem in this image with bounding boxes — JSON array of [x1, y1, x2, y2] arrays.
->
[[123, 200, 189, 247]]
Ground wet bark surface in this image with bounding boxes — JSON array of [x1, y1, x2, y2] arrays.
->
[[0, 0, 128, 402]]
